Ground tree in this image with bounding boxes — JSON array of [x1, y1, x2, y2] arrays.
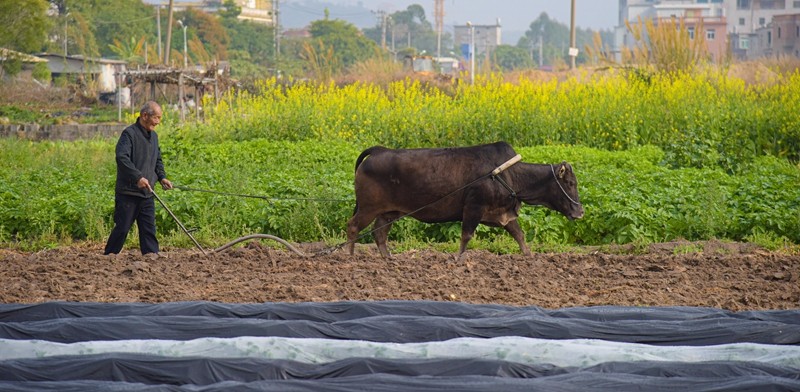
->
[[44, 0, 152, 59], [363, 4, 444, 57], [308, 17, 378, 71], [218, 0, 241, 19], [0, 0, 50, 52], [182, 8, 230, 61], [493, 45, 533, 71], [222, 12, 274, 69], [68, 0, 153, 58], [32, 62, 51, 82], [518, 12, 600, 67]]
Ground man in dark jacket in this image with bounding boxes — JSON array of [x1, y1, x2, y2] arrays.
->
[[104, 101, 173, 256]]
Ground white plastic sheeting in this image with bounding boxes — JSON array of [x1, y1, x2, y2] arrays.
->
[[3, 336, 800, 368]]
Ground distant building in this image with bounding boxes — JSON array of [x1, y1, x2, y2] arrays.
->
[[0, 48, 47, 81], [453, 20, 502, 61], [748, 13, 800, 57], [147, 0, 275, 25], [615, 0, 727, 62], [36, 53, 127, 92], [727, 0, 800, 59], [236, 0, 275, 25], [617, 0, 800, 61], [726, 0, 797, 34], [283, 27, 311, 40]]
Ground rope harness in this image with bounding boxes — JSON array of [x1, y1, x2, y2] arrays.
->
[[550, 164, 582, 206]]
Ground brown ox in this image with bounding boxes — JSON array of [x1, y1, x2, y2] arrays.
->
[[346, 142, 584, 259]]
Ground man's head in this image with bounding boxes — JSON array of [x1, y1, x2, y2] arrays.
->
[[139, 101, 163, 132]]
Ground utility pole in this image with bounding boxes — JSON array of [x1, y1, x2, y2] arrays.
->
[[538, 34, 543, 68], [569, 0, 577, 69], [434, 0, 444, 58], [375, 10, 387, 50], [63, 13, 68, 56], [274, 0, 280, 77], [467, 21, 474, 85], [164, 0, 174, 65], [178, 19, 188, 68], [156, 6, 162, 60]]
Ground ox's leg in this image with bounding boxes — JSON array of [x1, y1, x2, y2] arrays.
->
[[457, 212, 482, 261], [346, 210, 377, 255], [373, 213, 400, 259], [504, 220, 532, 256]]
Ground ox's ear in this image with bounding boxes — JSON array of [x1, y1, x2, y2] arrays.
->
[[558, 162, 567, 178]]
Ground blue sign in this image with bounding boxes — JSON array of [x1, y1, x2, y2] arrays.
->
[[461, 43, 471, 60]]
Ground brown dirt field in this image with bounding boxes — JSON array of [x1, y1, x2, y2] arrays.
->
[[1, 240, 798, 311]]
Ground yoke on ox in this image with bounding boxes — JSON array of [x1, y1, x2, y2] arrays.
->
[[346, 142, 584, 259]]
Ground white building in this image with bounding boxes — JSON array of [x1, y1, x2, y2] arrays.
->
[[453, 20, 502, 61], [37, 53, 127, 92]]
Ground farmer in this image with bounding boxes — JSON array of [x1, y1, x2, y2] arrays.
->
[[104, 101, 173, 257]]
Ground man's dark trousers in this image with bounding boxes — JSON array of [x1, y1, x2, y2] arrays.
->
[[104, 193, 159, 255]]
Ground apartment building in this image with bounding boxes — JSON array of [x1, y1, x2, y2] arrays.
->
[[453, 20, 502, 60], [615, 0, 727, 61], [727, 0, 800, 58], [749, 13, 800, 56], [617, 0, 800, 61]]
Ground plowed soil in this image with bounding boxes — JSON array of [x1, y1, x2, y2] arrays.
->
[[1, 241, 798, 311]]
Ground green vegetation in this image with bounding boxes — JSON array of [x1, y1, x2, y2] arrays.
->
[[1, 139, 797, 252], [191, 71, 800, 171], [1, 67, 798, 253], [0, 104, 121, 125]]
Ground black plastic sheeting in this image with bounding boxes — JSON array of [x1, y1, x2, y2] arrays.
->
[[3, 314, 800, 345], [1, 354, 799, 391], [1, 301, 799, 392], [0, 301, 799, 345], [4, 301, 800, 324]]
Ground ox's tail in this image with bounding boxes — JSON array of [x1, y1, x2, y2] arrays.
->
[[354, 146, 387, 173], [352, 146, 387, 216]]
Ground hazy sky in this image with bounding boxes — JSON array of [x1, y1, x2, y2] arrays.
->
[[374, 0, 618, 30], [281, 0, 619, 44]]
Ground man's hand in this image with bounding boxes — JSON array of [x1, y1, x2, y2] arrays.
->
[[160, 178, 174, 190], [137, 177, 151, 191]]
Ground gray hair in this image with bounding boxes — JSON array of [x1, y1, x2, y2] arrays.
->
[[140, 101, 161, 116]]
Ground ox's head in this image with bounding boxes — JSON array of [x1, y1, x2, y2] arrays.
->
[[547, 162, 584, 220]]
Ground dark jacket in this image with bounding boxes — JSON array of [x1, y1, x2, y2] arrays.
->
[[115, 119, 167, 198]]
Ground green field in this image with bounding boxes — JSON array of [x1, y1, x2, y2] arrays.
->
[[1, 69, 798, 252]]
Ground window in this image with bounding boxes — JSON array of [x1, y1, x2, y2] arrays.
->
[[768, 31, 772, 45], [688, 27, 695, 39], [761, 0, 776, 8], [759, 17, 766, 26], [794, 0, 800, 8], [740, 36, 749, 49], [737, 0, 751, 9], [778, 27, 782, 38], [739, 17, 746, 25], [707, 29, 716, 40]]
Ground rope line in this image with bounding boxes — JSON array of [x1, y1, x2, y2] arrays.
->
[[169, 155, 521, 257], [175, 185, 350, 203]]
